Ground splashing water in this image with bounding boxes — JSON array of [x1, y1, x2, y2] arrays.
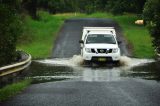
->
[[38, 55, 84, 66], [119, 56, 132, 66], [69, 55, 84, 66], [37, 55, 154, 67], [119, 56, 154, 67], [33, 55, 155, 82]]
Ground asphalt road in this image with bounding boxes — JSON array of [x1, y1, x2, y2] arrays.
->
[[2, 19, 160, 106]]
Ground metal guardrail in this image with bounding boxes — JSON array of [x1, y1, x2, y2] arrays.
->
[[0, 51, 31, 77], [155, 47, 160, 57]]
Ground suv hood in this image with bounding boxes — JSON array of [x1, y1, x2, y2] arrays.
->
[[85, 44, 118, 49]]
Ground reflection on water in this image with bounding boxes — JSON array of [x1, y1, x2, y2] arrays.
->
[[25, 56, 160, 83], [27, 62, 125, 83], [26, 62, 78, 83], [79, 67, 123, 81], [127, 61, 160, 81]]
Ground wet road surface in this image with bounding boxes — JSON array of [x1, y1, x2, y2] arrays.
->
[[2, 19, 160, 106]]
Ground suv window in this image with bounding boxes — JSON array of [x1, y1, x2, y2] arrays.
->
[[86, 34, 116, 44]]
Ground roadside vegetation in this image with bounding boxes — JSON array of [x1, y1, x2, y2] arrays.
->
[[0, 1, 22, 67], [17, 11, 64, 58], [114, 15, 154, 58], [0, 79, 31, 102]]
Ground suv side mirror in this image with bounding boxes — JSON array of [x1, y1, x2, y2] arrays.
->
[[79, 40, 84, 44]]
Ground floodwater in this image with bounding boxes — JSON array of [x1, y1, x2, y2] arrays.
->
[[26, 55, 160, 84]]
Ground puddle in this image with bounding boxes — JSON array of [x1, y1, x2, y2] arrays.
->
[[25, 55, 159, 83]]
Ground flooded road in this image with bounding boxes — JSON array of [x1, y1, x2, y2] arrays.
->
[[27, 56, 155, 83], [3, 57, 160, 106]]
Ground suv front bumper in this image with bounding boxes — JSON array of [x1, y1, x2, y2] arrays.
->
[[82, 52, 120, 61]]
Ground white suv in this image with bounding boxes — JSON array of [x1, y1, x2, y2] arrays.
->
[[79, 27, 121, 63]]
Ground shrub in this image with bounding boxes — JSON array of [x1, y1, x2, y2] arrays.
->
[[143, 0, 160, 48], [0, 0, 22, 67], [106, 0, 146, 15]]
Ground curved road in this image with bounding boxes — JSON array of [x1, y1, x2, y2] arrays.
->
[[2, 19, 160, 106]]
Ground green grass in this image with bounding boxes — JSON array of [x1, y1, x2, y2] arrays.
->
[[0, 79, 31, 102], [17, 11, 154, 58], [114, 15, 154, 58], [18, 12, 65, 58]]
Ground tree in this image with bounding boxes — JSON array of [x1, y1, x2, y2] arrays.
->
[[22, 0, 38, 19], [143, 0, 160, 48], [106, 0, 146, 15], [35, 0, 109, 14], [0, 0, 22, 67]]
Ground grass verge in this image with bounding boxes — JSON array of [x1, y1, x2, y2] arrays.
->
[[114, 15, 154, 58], [17, 11, 154, 58], [0, 79, 31, 102]]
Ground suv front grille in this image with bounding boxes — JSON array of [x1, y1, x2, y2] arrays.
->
[[97, 49, 107, 53], [91, 49, 112, 53], [91, 49, 96, 53]]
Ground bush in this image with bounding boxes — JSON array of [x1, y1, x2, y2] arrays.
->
[[106, 0, 146, 15], [143, 0, 160, 48], [21, 0, 38, 19], [0, 0, 22, 67], [36, 0, 108, 14]]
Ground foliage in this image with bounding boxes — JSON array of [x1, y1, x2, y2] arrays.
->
[[143, 0, 160, 48], [106, 0, 146, 15], [31, 0, 108, 14], [0, 0, 22, 67], [114, 14, 154, 58], [0, 79, 31, 102], [17, 11, 64, 58], [21, 0, 147, 16], [22, 0, 38, 19]]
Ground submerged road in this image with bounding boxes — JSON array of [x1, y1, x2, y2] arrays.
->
[[2, 19, 160, 106]]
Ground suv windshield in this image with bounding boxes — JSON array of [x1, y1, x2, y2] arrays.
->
[[86, 34, 116, 44]]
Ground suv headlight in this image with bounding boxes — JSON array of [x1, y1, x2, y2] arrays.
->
[[112, 48, 118, 53], [85, 48, 91, 53]]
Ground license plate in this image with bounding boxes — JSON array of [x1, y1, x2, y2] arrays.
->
[[98, 58, 106, 62]]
